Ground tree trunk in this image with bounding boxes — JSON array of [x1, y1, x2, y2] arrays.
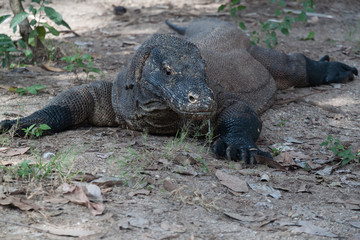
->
[[9, 0, 48, 61]]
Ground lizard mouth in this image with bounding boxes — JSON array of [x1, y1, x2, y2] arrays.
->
[[176, 109, 214, 120]]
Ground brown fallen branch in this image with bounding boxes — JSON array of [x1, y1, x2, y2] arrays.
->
[[59, 30, 81, 37]]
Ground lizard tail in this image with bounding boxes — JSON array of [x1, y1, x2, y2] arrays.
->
[[165, 20, 186, 35]]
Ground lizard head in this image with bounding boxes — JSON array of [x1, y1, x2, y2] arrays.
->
[[137, 34, 216, 120]]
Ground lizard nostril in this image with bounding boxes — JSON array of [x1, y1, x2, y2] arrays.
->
[[188, 93, 197, 103]]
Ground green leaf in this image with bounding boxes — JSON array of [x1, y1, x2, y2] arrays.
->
[[44, 6, 63, 24], [27, 84, 46, 94], [230, 7, 237, 18], [10, 12, 29, 30], [16, 87, 26, 95], [42, 22, 59, 36], [237, 5, 246, 11], [59, 20, 71, 30], [279, 0, 286, 7], [218, 4, 226, 12], [17, 39, 27, 49], [24, 49, 33, 59], [39, 124, 51, 130], [28, 30, 38, 46], [230, 0, 240, 6], [298, 11, 307, 22], [301, 30, 315, 41], [91, 68, 100, 73], [71, 54, 80, 62], [28, 88, 37, 94], [38, 6, 44, 13], [275, 9, 281, 16], [64, 63, 74, 71], [35, 26, 46, 42], [82, 54, 92, 61], [28, 5, 37, 15], [29, 19, 37, 26], [0, 14, 11, 24], [307, 30, 315, 40], [239, 21, 246, 30], [31, 0, 41, 4], [281, 28, 289, 36]]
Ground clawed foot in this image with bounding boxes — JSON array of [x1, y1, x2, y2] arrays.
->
[[213, 138, 272, 164], [0, 120, 15, 134]]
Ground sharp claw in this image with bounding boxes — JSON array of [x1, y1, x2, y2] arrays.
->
[[225, 145, 233, 161], [353, 67, 359, 76], [319, 55, 330, 62], [240, 149, 248, 162], [248, 153, 255, 165]]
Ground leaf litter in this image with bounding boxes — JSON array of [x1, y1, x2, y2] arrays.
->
[[61, 183, 105, 216], [215, 170, 249, 193]]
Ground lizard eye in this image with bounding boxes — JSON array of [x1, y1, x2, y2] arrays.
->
[[162, 61, 173, 75]]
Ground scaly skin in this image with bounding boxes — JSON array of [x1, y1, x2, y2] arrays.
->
[[0, 19, 357, 165]]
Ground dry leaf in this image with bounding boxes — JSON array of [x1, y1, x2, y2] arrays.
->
[[44, 196, 70, 204], [274, 151, 296, 167], [62, 183, 105, 216], [0, 196, 42, 211], [91, 176, 123, 187], [128, 216, 149, 228], [77, 183, 103, 201], [254, 155, 286, 170], [72, 173, 99, 182], [42, 63, 67, 72], [26, 65, 46, 72], [224, 212, 266, 222], [215, 170, 248, 193], [163, 180, 177, 192], [248, 183, 282, 199], [297, 183, 311, 193], [0, 147, 30, 158]]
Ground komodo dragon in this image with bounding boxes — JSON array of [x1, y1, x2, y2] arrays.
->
[[0, 18, 357, 164]]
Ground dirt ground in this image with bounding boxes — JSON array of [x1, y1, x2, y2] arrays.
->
[[0, 0, 360, 239]]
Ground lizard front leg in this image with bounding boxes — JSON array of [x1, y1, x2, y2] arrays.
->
[[0, 81, 117, 136], [212, 101, 271, 164]]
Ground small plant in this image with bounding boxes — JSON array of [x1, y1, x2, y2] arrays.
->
[[114, 147, 153, 186], [218, 0, 314, 48], [2, 148, 77, 181], [0, 33, 18, 67], [321, 135, 360, 166], [14, 84, 46, 95], [0, 0, 70, 65], [16, 159, 33, 178], [272, 147, 281, 157], [163, 129, 190, 160], [22, 123, 51, 138], [61, 54, 102, 80], [197, 156, 210, 173], [0, 148, 79, 182]]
